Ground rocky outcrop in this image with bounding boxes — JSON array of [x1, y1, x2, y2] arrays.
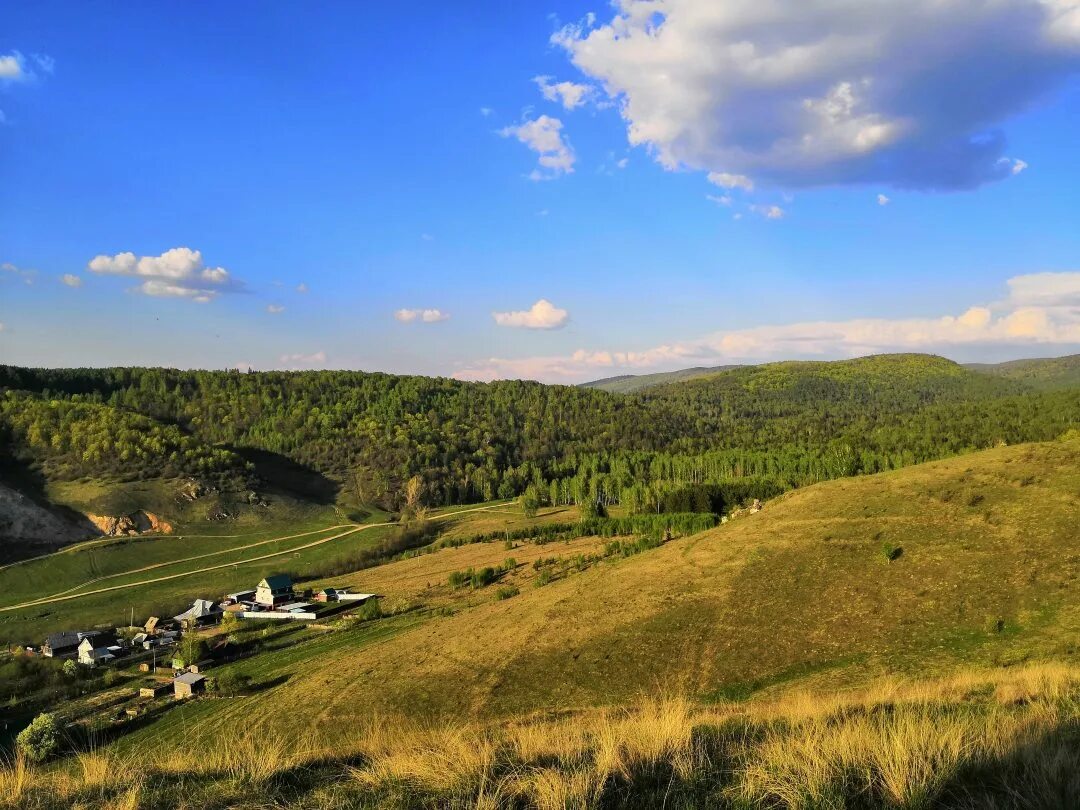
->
[[86, 511, 174, 537], [178, 478, 215, 503], [0, 483, 97, 551]]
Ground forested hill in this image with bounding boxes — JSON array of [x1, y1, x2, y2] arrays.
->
[[963, 353, 1080, 390], [580, 364, 743, 393], [0, 354, 1077, 512]]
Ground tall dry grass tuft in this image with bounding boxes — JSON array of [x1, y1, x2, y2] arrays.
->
[[2, 661, 1079, 808], [0, 754, 34, 807], [515, 765, 604, 810], [870, 707, 975, 807], [351, 721, 497, 795]]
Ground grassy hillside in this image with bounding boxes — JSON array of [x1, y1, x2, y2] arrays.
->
[[5, 439, 1079, 808], [144, 435, 1079, 736], [965, 353, 1080, 390], [580, 364, 743, 393], [10, 664, 1078, 808]]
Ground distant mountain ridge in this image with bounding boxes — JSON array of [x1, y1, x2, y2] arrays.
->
[[582, 352, 1080, 393], [580, 365, 744, 393], [963, 353, 1080, 390]]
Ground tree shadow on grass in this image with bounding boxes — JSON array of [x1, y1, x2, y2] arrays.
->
[[935, 717, 1080, 809], [226, 448, 340, 506]]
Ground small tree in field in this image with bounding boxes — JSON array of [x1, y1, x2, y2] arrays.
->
[[219, 611, 241, 635], [17, 713, 62, 763], [521, 485, 541, 518], [175, 635, 207, 669], [62, 659, 80, 679]]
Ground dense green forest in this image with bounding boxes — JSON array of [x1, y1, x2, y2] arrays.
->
[[1, 354, 1076, 512]]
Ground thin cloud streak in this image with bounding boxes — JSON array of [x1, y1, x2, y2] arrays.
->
[[456, 272, 1080, 382]]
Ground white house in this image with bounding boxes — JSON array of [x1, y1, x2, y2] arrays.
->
[[78, 635, 118, 667]]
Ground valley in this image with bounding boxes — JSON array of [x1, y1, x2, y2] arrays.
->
[[0, 353, 1076, 808]]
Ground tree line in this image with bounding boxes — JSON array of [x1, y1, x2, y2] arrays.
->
[[0, 355, 1076, 512]]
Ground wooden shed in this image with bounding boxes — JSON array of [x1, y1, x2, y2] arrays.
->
[[139, 681, 172, 699], [173, 672, 206, 699]]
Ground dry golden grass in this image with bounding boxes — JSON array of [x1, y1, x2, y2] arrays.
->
[[211, 437, 1080, 730], [4, 662, 1080, 808]]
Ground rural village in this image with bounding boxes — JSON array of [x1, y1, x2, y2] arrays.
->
[[31, 573, 377, 705]]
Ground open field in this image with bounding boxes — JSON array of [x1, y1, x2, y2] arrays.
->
[[0, 502, 516, 644], [6, 662, 1080, 808]]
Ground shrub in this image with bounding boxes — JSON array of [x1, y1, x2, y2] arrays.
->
[[881, 542, 903, 562], [62, 660, 79, 679], [448, 570, 469, 590], [496, 586, 520, 600], [16, 712, 62, 763], [358, 597, 383, 621], [535, 570, 553, 588], [102, 670, 123, 688], [470, 567, 496, 588], [211, 670, 252, 696]]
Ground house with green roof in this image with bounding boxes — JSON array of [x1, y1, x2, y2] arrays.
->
[[255, 574, 294, 607]]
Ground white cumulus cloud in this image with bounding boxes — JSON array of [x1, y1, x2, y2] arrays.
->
[[0, 53, 24, 80], [500, 115, 576, 180], [877, 194, 891, 206], [61, 274, 82, 287], [395, 308, 450, 323], [492, 299, 569, 329], [87, 247, 240, 302], [534, 75, 594, 109], [553, 0, 1080, 190], [456, 271, 1080, 382]]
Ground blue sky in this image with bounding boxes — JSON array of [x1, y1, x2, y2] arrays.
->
[[2, 1, 1079, 382]]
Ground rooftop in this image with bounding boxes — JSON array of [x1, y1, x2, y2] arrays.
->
[[259, 574, 293, 590]]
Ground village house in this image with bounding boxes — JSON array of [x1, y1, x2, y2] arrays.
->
[[224, 589, 256, 605], [78, 632, 122, 667], [43, 629, 118, 660], [42, 631, 83, 659], [174, 598, 224, 629], [174, 671, 206, 699], [255, 574, 295, 607]]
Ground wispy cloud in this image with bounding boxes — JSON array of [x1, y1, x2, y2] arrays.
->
[[279, 350, 327, 367], [266, 304, 285, 314], [534, 75, 594, 110], [1, 261, 35, 285], [61, 274, 82, 287], [0, 51, 55, 122], [877, 194, 891, 206], [500, 115, 576, 180], [456, 272, 1080, 382], [395, 308, 450, 323], [750, 204, 785, 220], [492, 299, 569, 329]]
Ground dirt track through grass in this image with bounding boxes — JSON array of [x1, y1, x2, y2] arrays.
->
[[0, 504, 504, 613]]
